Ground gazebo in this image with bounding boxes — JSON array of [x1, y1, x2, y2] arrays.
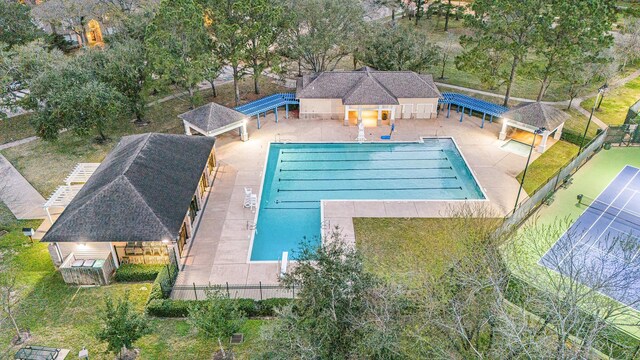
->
[[179, 102, 249, 141], [499, 102, 570, 153]]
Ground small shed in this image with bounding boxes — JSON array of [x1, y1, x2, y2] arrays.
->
[[179, 102, 249, 141], [499, 102, 570, 153]]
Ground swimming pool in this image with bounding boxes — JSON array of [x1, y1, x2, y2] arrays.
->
[[249, 138, 485, 261]]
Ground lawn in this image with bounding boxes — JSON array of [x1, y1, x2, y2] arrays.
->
[[0, 205, 266, 359], [353, 217, 501, 287], [562, 107, 601, 139], [0, 78, 288, 197], [581, 76, 640, 126], [0, 113, 37, 145], [516, 140, 579, 195]]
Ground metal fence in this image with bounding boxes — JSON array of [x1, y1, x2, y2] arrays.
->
[[170, 282, 296, 300], [605, 124, 640, 146], [495, 128, 609, 236]]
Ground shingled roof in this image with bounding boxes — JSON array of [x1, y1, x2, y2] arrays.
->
[[42, 133, 215, 243], [178, 102, 246, 133], [501, 102, 570, 130], [296, 67, 441, 105]]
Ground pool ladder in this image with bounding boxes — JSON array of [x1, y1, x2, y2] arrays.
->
[[321, 220, 331, 230], [246, 221, 257, 234]]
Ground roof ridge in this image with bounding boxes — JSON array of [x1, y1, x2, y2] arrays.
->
[[368, 73, 398, 102], [121, 176, 176, 238], [121, 134, 152, 179]]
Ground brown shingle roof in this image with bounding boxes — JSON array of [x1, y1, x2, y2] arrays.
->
[[501, 102, 570, 130], [178, 102, 246, 133], [296, 68, 441, 105]]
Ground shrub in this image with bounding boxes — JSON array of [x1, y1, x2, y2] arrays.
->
[[148, 261, 178, 302], [114, 264, 164, 282], [146, 297, 294, 318]]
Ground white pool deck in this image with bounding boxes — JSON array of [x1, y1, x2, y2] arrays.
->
[[172, 110, 541, 292]]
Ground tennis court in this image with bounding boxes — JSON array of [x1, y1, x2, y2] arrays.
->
[[540, 165, 640, 310]]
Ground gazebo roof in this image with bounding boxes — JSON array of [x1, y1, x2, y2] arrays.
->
[[178, 102, 247, 133], [501, 102, 569, 130]]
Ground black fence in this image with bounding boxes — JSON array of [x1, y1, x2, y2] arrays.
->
[[605, 124, 640, 146], [171, 282, 295, 300]]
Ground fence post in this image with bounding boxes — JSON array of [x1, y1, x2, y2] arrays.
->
[[193, 282, 198, 301], [259, 281, 263, 300], [226, 282, 230, 298], [292, 283, 295, 298]]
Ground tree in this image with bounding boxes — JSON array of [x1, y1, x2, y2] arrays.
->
[[373, 0, 404, 21], [504, 219, 640, 359], [362, 24, 439, 73], [0, 40, 65, 119], [616, 16, 640, 72], [26, 60, 124, 141], [438, 32, 456, 79], [283, 0, 365, 73], [261, 230, 408, 359], [88, 39, 149, 124], [0, 255, 27, 344], [204, 0, 249, 105], [31, 0, 106, 47], [146, 0, 210, 107], [188, 290, 246, 357], [0, 1, 42, 49], [241, 0, 287, 94], [525, 0, 616, 101], [455, 44, 508, 90], [457, 0, 543, 106], [96, 292, 149, 359]]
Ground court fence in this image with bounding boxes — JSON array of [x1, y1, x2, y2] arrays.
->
[[495, 128, 609, 237], [605, 124, 640, 146]]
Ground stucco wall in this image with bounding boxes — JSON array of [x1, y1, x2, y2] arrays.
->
[[54, 241, 113, 263], [299, 98, 439, 120]]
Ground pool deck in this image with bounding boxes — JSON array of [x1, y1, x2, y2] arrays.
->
[[173, 111, 537, 293]]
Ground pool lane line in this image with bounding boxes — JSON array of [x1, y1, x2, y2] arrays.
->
[[277, 186, 463, 192], [280, 166, 453, 172], [278, 176, 458, 181], [263, 207, 319, 210], [280, 149, 444, 154], [281, 157, 448, 162]]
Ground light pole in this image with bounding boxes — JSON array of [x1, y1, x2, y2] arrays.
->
[[513, 127, 546, 215], [578, 84, 608, 154]]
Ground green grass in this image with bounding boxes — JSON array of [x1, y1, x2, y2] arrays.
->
[[516, 141, 579, 195], [0, 204, 267, 359], [0, 78, 288, 197], [562, 107, 602, 138], [0, 113, 37, 145], [353, 217, 501, 287], [582, 77, 640, 126]]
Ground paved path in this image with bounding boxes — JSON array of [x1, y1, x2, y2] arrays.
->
[[0, 154, 46, 219]]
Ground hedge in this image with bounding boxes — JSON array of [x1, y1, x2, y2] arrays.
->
[[560, 128, 602, 147], [148, 261, 179, 302], [114, 264, 165, 282], [146, 297, 294, 318]]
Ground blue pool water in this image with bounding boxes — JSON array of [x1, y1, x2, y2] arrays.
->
[[250, 139, 485, 261]]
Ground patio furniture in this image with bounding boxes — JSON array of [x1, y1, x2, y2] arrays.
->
[[356, 122, 366, 143], [15, 345, 69, 360]]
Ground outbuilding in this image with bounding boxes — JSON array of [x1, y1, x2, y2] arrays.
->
[[296, 67, 442, 126], [180, 102, 249, 141], [42, 133, 217, 285], [499, 102, 570, 153]]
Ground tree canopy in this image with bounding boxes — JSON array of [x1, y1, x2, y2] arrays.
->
[[362, 24, 439, 73], [0, 2, 42, 49]]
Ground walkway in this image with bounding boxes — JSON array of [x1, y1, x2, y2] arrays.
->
[[0, 154, 46, 219]]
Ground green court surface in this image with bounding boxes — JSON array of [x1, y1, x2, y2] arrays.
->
[[534, 147, 640, 226], [511, 147, 640, 339]]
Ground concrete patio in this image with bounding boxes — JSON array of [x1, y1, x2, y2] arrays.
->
[[172, 109, 540, 294]]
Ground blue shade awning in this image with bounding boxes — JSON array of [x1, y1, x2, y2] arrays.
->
[[438, 92, 509, 128], [235, 93, 299, 129]]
